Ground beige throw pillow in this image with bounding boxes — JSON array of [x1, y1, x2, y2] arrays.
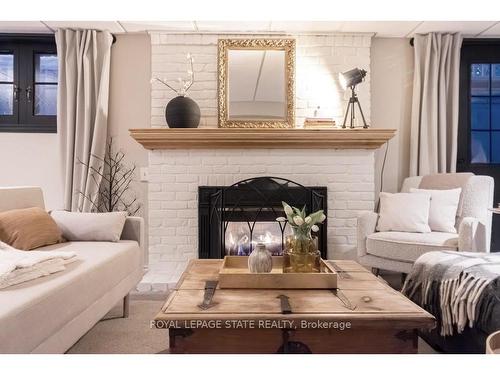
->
[[377, 192, 432, 233], [0, 207, 63, 250]]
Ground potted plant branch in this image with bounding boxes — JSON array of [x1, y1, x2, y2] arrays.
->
[[77, 138, 142, 216]]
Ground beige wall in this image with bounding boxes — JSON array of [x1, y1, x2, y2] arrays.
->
[[0, 133, 63, 209], [371, 38, 414, 195], [108, 33, 150, 218], [0, 33, 151, 212]]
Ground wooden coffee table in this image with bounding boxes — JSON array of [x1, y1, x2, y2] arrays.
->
[[154, 259, 435, 354]]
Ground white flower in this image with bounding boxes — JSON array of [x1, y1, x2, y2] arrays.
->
[[293, 216, 304, 226], [284, 204, 293, 216], [319, 213, 326, 222], [305, 216, 312, 224], [311, 225, 320, 232], [276, 217, 287, 222]]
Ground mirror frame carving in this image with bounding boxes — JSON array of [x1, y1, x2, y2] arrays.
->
[[217, 38, 295, 128]]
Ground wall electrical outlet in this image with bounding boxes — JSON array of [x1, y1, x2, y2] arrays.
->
[[139, 167, 149, 182]]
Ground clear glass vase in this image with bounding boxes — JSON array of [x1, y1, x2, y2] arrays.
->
[[282, 228, 321, 273]]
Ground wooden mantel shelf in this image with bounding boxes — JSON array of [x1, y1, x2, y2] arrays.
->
[[129, 128, 396, 150]]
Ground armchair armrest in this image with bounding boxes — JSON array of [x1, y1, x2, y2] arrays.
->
[[121, 216, 145, 251], [357, 211, 378, 257], [458, 217, 488, 252]]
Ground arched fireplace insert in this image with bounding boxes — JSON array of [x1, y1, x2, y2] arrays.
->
[[198, 176, 327, 259]]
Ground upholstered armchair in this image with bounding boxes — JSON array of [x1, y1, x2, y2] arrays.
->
[[357, 174, 494, 274]]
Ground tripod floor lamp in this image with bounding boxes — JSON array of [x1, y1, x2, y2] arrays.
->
[[339, 68, 369, 129]]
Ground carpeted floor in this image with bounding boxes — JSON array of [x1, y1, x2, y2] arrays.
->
[[67, 298, 168, 354]]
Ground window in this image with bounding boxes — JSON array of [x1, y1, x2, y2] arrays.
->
[[0, 35, 57, 133], [470, 63, 500, 163], [458, 40, 500, 167], [458, 40, 500, 251]]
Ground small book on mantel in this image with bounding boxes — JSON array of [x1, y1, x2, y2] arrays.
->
[[304, 117, 336, 129]]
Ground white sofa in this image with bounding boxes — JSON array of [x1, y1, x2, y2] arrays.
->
[[0, 187, 145, 354], [357, 174, 494, 274]]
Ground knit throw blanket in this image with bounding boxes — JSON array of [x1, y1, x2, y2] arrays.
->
[[0, 241, 76, 289], [402, 251, 500, 336]]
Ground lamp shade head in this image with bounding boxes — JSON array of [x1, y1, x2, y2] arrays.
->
[[339, 68, 367, 89]]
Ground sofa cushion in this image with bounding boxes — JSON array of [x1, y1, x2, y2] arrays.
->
[[376, 192, 432, 233], [51, 211, 127, 242], [0, 240, 142, 353], [410, 188, 461, 233], [0, 207, 62, 250], [366, 231, 458, 263]]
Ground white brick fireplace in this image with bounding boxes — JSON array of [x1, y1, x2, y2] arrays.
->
[[139, 146, 376, 291], [137, 32, 382, 292]]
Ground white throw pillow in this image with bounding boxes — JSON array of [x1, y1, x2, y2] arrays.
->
[[51, 211, 127, 242], [410, 188, 461, 233], [377, 192, 432, 233]]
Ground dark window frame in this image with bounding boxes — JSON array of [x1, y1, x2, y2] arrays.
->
[[0, 34, 57, 133], [457, 39, 500, 252], [457, 38, 500, 168]]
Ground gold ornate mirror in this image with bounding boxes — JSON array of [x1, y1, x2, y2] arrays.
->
[[218, 38, 295, 128]]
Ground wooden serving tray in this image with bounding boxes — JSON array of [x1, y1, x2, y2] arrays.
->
[[218, 256, 337, 289]]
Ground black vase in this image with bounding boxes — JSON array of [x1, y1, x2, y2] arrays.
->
[[165, 95, 200, 128]]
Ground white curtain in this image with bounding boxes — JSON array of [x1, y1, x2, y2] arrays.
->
[[56, 29, 113, 211], [409, 33, 462, 176]]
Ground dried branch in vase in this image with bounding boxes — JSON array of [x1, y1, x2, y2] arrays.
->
[[150, 53, 195, 96], [77, 138, 142, 216]]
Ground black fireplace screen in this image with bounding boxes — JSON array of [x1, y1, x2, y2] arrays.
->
[[198, 177, 327, 259]]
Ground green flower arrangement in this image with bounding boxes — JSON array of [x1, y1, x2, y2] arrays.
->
[[276, 201, 326, 238], [277, 201, 326, 272]]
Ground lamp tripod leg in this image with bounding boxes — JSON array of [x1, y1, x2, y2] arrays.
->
[[356, 99, 369, 128], [350, 98, 355, 129], [341, 101, 350, 129]]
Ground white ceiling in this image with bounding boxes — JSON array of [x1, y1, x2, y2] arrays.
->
[[0, 21, 500, 37]]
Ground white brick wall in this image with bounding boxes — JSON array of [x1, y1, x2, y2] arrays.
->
[[141, 148, 375, 291], [150, 32, 371, 128], [139, 32, 374, 293]]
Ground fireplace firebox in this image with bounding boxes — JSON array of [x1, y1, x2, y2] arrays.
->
[[198, 177, 327, 259]]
